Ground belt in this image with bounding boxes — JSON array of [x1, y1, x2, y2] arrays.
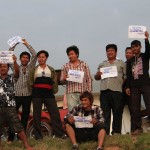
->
[[33, 84, 52, 90]]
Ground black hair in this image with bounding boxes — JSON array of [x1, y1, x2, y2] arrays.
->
[[106, 44, 117, 52], [125, 47, 132, 52], [131, 40, 141, 47], [20, 51, 31, 60], [66, 45, 79, 58], [0, 64, 10, 69], [80, 91, 94, 104], [37, 50, 49, 58]]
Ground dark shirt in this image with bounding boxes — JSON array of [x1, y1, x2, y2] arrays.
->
[[126, 39, 150, 88], [0, 74, 16, 107]]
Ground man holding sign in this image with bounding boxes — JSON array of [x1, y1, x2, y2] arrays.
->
[[94, 44, 126, 135], [126, 31, 150, 135], [8, 38, 37, 141], [0, 56, 32, 150], [60, 45, 92, 111], [64, 91, 106, 150]]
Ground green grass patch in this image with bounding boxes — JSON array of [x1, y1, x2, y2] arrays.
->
[[1, 133, 150, 150]]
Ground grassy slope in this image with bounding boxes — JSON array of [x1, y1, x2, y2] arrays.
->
[[1, 133, 150, 150]]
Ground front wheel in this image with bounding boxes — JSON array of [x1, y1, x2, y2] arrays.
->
[[27, 122, 53, 139]]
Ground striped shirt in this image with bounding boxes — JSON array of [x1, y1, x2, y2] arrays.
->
[[10, 45, 37, 96], [64, 104, 105, 124], [97, 59, 126, 92], [60, 60, 92, 94]]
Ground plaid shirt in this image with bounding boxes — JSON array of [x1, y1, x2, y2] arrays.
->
[[60, 60, 92, 94], [10, 45, 37, 96], [64, 104, 105, 124]]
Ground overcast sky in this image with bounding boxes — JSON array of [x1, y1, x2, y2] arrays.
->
[[1, 0, 150, 73]]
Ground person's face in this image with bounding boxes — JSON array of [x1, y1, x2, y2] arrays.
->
[[125, 49, 134, 60], [131, 44, 141, 55], [20, 55, 30, 66], [37, 53, 47, 65], [0, 64, 9, 76], [106, 48, 117, 60], [81, 97, 92, 110], [68, 50, 78, 62]]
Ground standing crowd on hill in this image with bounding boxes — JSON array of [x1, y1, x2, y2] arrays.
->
[[0, 31, 150, 150]]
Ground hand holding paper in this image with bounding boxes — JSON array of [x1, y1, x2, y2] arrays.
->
[[100, 66, 118, 79], [66, 70, 84, 83], [7, 36, 22, 47], [128, 25, 147, 39], [0, 51, 14, 64], [74, 116, 93, 128]]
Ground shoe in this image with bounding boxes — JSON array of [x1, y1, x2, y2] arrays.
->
[[131, 128, 143, 135], [72, 144, 79, 150], [61, 134, 68, 139], [97, 147, 103, 150]]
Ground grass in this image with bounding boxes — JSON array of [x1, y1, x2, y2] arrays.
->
[[1, 133, 150, 150]]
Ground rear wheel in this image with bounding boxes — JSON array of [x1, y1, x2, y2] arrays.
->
[[27, 122, 53, 139]]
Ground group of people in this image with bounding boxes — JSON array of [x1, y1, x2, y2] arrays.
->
[[0, 31, 149, 150]]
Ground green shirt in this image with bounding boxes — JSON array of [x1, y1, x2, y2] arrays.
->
[[97, 59, 126, 92]]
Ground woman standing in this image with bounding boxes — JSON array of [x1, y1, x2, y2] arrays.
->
[[30, 50, 65, 140]]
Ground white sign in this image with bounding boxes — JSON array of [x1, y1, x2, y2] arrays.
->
[[74, 116, 93, 128], [100, 66, 118, 79], [128, 25, 146, 38], [66, 70, 84, 83], [7, 36, 22, 47], [0, 51, 13, 64]]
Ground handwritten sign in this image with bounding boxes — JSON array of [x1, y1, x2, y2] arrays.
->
[[66, 70, 84, 83], [0, 51, 13, 64], [128, 25, 146, 38], [100, 66, 118, 79], [74, 116, 93, 128], [7, 36, 22, 47]]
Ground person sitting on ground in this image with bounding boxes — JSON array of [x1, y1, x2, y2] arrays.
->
[[64, 91, 106, 150]]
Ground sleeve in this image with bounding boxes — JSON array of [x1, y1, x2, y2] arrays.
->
[[52, 69, 58, 94], [64, 106, 78, 123], [60, 65, 68, 85], [122, 61, 126, 80], [97, 107, 105, 124], [144, 39, 150, 59], [26, 45, 37, 68], [126, 60, 132, 88], [84, 63, 92, 92]]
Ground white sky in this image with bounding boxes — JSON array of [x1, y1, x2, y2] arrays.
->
[[1, 0, 150, 73]]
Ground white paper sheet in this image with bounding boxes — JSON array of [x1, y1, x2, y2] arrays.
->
[[0, 51, 13, 64], [66, 70, 84, 83], [100, 66, 118, 79], [74, 116, 93, 128], [7, 36, 22, 47], [128, 25, 146, 38]]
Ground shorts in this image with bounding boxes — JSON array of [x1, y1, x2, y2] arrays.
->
[[67, 122, 105, 143], [0, 107, 24, 135]]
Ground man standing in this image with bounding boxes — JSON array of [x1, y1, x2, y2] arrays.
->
[[9, 39, 36, 134], [126, 31, 150, 135], [60, 45, 92, 111], [121, 47, 134, 114], [0, 56, 32, 150], [94, 44, 126, 135]]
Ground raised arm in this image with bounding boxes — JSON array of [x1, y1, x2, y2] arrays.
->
[[12, 55, 19, 78], [144, 31, 150, 59], [22, 39, 37, 67]]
